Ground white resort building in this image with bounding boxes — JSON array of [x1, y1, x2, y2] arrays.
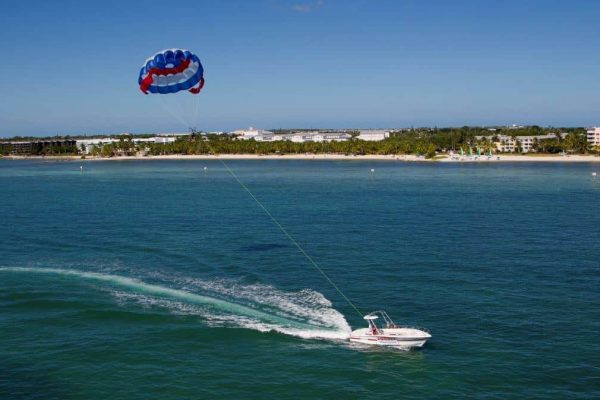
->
[[480, 133, 559, 153], [587, 127, 600, 147], [312, 132, 352, 142], [231, 128, 352, 143], [76, 136, 177, 154], [357, 130, 390, 141], [76, 138, 119, 154], [232, 127, 391, 143], [233, 127, 274, 140]]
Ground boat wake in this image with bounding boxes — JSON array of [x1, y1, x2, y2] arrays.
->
[[0, 267, 351, 340]]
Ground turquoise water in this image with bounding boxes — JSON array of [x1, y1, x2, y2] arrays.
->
[[1, 159, 599, 399]]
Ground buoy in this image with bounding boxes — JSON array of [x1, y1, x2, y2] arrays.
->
[[370, 168, 375, 172], [203, 166, 208, 171], [80, 165, 83, 171]]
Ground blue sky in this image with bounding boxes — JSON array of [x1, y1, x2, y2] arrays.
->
[[1, 0, 599, 136]]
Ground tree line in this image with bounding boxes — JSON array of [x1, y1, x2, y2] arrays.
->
[[2, 126, 595, 158], [91, 127, 594, 158]]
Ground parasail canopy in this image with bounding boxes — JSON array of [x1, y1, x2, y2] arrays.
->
[[138, 49, 204, 95]]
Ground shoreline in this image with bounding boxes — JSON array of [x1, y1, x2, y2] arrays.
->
[[3, 153, 600, 162]]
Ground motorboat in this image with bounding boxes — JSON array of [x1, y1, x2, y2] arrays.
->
[[349, 311, 431, 349]]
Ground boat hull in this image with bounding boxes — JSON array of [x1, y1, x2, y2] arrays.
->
[[349, 327, 431, 349]]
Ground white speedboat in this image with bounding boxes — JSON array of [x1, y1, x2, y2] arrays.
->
[[349, 311, 431, 349]]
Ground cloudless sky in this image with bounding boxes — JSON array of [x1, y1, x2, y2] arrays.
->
[[1, 0, 599, 136]]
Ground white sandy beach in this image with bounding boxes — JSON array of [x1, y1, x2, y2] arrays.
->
[[437, 154, 600, 162], [4, 153, 600, 162]]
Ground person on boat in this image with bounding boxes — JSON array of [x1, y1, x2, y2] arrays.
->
[[370, 321, 379, 335]]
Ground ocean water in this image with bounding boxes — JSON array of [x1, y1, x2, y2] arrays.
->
[[0, 159, 599, 399]]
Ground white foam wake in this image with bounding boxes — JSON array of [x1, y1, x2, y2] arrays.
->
[[0, 267, 352, 340]]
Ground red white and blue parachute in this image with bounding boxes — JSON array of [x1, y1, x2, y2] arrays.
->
[[138, 49, 204, 95]]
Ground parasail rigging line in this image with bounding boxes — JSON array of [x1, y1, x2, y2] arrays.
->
[[216, 158, 364, 319]]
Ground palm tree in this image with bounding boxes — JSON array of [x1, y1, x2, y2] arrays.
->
[[532, 137, 539, 152]]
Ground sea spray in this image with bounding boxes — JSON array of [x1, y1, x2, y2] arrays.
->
[[0, 267, 351, 340], [170, 274, 350, 330]]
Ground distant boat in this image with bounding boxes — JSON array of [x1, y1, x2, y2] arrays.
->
[[350, 311, 431, 349]]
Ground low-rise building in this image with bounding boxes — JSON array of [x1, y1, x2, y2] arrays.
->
[[76, 136, 177, 154], [148, 137, 177, 145], [76, 138, 119, 154], [478, 133, 559, 153], [290, 134, 310, 143], [1, 139, 77, 155], [247, 130, 351, 143], [318, 132, 352, 142], [587, 127, 600, 146], [254, 134, 284, 142], [357, 130, 390, 141], [233, 127, 274, 140]]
